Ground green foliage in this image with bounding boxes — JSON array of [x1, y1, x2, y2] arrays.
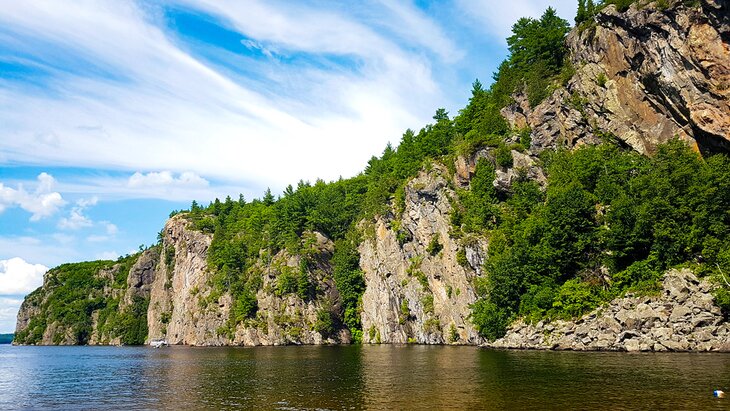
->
[[332, 234, 366, 336], [117, 296, 150, 345], [576, 0, 587, 24], [448, 324, 459, 343], [232, 290, 258, 323], [602, 0, 636, 12], [495, 144, 513, 168], [313, 309, 335, 338], [610, 260, 662, 294], [456, 249, 469, 267], [471, 140, 730, 339], [576, 0, 599, 25], [15, 257, 147, 345], [458, 158, 499, 233], [469, 299, 509, 341], [275, 267, 298, 296], [551, 279, 601, 319], [426, 235, 443, 256], [421, 294, 435, 315], [497, 8, 571, 107], [399, 299, 410, 324]]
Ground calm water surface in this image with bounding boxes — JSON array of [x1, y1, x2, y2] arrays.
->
[[1, 344, 729, 410]]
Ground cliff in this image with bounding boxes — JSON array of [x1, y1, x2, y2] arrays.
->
[[359, 165, 487, 345], [503, 0, 729, 155], [14, 0, 730, 350]]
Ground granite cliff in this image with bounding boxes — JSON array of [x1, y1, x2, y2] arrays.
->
[[503, 0, 729, 155], [15, 0, 730, 350]]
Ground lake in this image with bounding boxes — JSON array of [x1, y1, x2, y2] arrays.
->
[[1, 344, 729, 410]]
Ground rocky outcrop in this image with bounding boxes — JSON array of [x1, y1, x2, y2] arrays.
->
[[454, 146, 546, 192], [147, 216, 348, 346], [14, 249, 159, 345], [488, 269, 730, 351], [360, 164, 486, 345], [504, 0, 730, 155], [147, 215, 217, 345]]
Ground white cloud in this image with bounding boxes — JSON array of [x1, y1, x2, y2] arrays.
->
[[51, 233, 75, 245], [57, 196, 99, 230], [104, 222, 118, 235], [57, 208, 93, 230], [0, 173, 65, 221], [0, 257, 47, 295], [128, 171, 209, 188], [372, 0, 463, 62], [0, 297, 24, 333], [76, 196, 98, 208]]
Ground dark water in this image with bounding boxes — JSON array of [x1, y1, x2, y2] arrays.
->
[[1, 345, 730, 410]]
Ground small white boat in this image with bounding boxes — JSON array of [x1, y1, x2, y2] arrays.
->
[[150, 340, 169, 348]]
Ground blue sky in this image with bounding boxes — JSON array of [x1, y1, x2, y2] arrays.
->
[[0, 0, 576, 333]]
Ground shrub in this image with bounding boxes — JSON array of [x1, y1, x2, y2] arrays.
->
[[426, 235, 443, 256]]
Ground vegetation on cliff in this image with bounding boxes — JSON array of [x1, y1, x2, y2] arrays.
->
[[14, 254, 148, 345], [471, 141, 730, 339], [181, 3, 729, 342], [15, 1, 730, 345]]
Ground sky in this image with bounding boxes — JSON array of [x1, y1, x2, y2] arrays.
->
[[0, 0, 576, 333]]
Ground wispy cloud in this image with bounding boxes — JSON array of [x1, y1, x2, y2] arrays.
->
[[128, 171, 208, 188], [0, 0, 453, 192]]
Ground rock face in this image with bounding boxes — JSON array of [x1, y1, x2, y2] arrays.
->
[[504, 0, 730, 155], [488, 269, 730, 351], [360, 165, 486, 345], [147, 216, 349, 346]]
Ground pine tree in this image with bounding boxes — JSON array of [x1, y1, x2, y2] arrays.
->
[[587, 0, 596, 18], [263, 188, 275, 206], [576, 0, 586, 24]]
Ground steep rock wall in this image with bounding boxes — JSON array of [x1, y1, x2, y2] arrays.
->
[[147, 215, 348, 346], [360, 165, 487, 344]]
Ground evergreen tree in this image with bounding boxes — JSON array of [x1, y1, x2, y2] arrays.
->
[[263, 188, 275, 206], [576, 0, 587, 24], [587, 0, 596, 18]]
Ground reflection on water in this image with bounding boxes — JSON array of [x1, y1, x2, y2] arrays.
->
[[1, 344, 729, 410]]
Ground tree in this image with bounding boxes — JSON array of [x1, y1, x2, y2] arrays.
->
[[576, 0, 587, 24], [587, 0, 596, 17], [263, 188, 275, 206]]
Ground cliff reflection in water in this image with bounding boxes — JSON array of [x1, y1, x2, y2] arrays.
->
[[2, 345, 730, 410]]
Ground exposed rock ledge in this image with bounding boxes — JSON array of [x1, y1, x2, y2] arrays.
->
[[486, 269, 730, 352]]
